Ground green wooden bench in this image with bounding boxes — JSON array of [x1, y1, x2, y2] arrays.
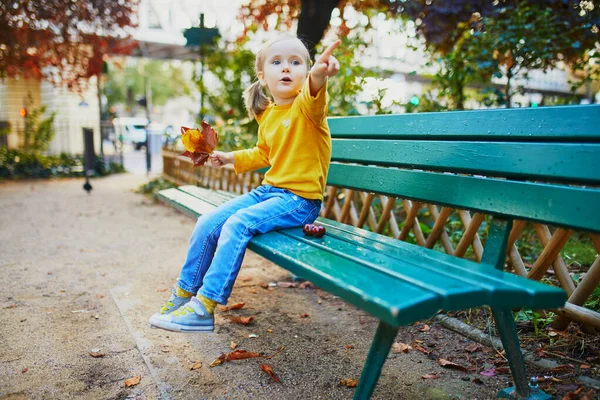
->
[[158, 104, 600, 400]]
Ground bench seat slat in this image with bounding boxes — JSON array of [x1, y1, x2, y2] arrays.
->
[[329, 104, 600, 141], [332, 140, 600, 185], [327, 163, 600, 234]]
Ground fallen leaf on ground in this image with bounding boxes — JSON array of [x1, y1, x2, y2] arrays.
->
[[267, 329, 273, 333], [189, 362, 202, 370], [412, 343, 430, 355], [345, 345, 354, 350], [416, 323, 430, 332], [227, 350, 262, 361], [422, 373, 439, 379], [219, 302, 246, 312], [230, 341, 238, 350], [259, 283, 269, 289], [392, 342, 412, 353], [210, 354, 227, 367], [89, 351, 105, 358], [21, 368, 28, 373], [549, 365, 574, 373], [277, 282, 296, 288], [580, 364, 591, 369], [299, 313, 309, 318], [228, 316, 254, 325], [561, 387, 596, 400], [465, 343, 481, 353], [479, 368, 496, 376], [340, 378, 358, 387], [259, 364, 281, 383], [437, 359, 469, 372], [299, 281, 313, 289], [124, 376, 141, 387], [210, 347, 284, 367]]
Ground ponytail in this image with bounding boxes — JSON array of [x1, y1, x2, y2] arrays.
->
[[243, 80, 270, 119]]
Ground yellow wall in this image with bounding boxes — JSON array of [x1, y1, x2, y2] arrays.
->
[[0, 78, 42, 148]]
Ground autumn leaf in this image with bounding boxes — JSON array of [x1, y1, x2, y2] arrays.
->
[[299, 313, 309, 318], [230, 341, 238, 350], [259, 364, 281, 383], [340, 378, 358, 388], [392, 342, 412, 354], [180, 121, 219, 167], [226, 350, 262, 361], [416, 324, 430, 332], [189, 362, 202, 370], [228, 316, 254, 325], [89, 351, 105, 358], [210, 353, 227, 367], [124, 376, 141, 387], [219, 302, 246, 312], [412, 342, 430, 355], [465, 343, 481, 353], [437, 359, 469, 372]]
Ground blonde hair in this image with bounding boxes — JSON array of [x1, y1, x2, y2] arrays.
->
[[243, 33, 311, 119]]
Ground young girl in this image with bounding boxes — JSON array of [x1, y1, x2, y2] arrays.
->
[[148, 33, 340, 332]]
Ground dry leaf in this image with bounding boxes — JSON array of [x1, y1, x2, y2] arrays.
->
[[299, 281, 312, 289], [340, 378, 358, 388], [124, 376, 141, 387], [267, 329, 273, 333], [189, 362, 202, 370], [392, 342, 412, 354], [230, 341, 238, 350], [580, 364, 591, 369], [437, 359, 469, 372], [465, 343, 481, 353], [422, 373, 439, 379], [299, 313, 309, 318], [417, 324, 430, 332], [228, 316, 254, 325], [345, 345, 354, 350], [21, 368, 28, 373], [210, 354, 227, 367], [259, 364, 281, 383], [277, 282, 297, 288], [219, 302, 246, 312], [89, 351, 105, 358], [180, 121, 219, 167], [412, 343, 430, 355], [226, 350, 261, 361]]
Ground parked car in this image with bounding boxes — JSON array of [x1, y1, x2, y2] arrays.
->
[[113, 117, 149, 150]]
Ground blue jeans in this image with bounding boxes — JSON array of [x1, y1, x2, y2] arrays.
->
[[177, 185, 321, 304]]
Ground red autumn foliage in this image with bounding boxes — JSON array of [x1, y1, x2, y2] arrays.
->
[[0, 0, 137, 91]]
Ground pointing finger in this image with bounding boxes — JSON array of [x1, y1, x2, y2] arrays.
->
[[316, 39, 341, 63]]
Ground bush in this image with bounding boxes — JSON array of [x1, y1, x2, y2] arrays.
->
[[0, 147, 124, 180]]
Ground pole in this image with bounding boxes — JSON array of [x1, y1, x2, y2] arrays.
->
[[144, 73, 152, 174], [199, 13, 206, 122], [97, 75, 104, 156]]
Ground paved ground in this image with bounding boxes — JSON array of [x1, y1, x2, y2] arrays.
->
[[0, 173, 539, 399]]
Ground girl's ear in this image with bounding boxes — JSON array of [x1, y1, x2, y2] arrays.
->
[[257, 71, 266, 86]]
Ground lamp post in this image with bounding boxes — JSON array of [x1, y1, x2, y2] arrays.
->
[[184, 13, 220, 122]]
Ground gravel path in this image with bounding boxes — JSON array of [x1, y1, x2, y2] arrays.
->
[[0, 173, 508, 399]]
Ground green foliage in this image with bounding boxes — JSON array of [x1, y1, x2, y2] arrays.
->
[[136, 177, 178, 196], [514, 307, 556, 336], [0, 121, 10, 137], [198, 37, 259, 151], [22, 99, 57, 153], [0, 147, 124, 180], [103, 59, 191, 110]]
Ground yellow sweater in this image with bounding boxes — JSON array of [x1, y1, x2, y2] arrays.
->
[[233, 78, 331, 200]]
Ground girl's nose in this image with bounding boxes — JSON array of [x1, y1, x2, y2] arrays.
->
[[281, 63, 290, 72]]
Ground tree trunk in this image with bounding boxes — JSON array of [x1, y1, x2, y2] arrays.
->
[[505, 70, 513, 109], [297, 0, 339, 59]]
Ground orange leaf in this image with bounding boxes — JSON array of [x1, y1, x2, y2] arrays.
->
[[437, 359, 469, 372], [416, 324, 430, 332], [340, 378, 358, 388], [299, 313, 309, 318], [226, 350, 261, 361], [189, 362, 202, 370], [392, 342, 412, 353], [219, 302, 246, 312], [180, 121, 219, 167], [259, 364, 281, 383], [124, 376, 141, 387], [89, 351, 105, 358], [228, 316, 254, 325], [209, 354, 227, 367]]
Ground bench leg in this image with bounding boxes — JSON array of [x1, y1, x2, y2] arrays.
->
[[492, 308, 551, 400], [354, 321, 398, 400]]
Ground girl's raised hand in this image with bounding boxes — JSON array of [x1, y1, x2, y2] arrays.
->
[[209, 151, 233, 168], [311, 39, 341, 79], [309, 39, 341, 96]]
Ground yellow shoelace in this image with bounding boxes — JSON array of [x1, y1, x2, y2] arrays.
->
[[160, 301, 175, 314], [171, 306, 195, 317]]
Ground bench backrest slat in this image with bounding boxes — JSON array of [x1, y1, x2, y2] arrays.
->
[[329, 104, 600, 141], [331, 140, 600, 185], [327, 163, 600, 234]]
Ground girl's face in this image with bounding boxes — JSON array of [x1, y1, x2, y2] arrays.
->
[[259, 38, 309, 106]]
